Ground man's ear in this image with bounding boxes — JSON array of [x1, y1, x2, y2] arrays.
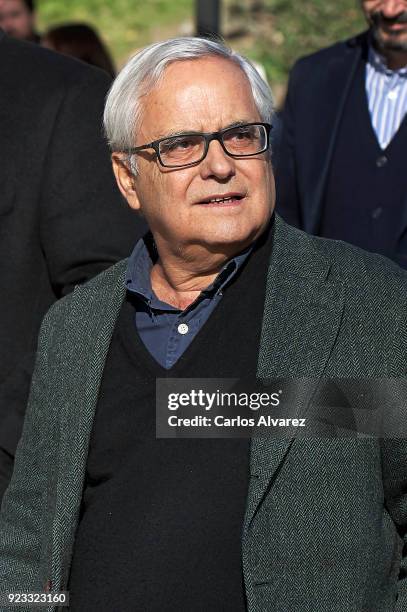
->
[[111, 154, 141, 211]]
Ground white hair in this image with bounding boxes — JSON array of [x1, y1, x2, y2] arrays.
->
[[103, 36, 274, 155]]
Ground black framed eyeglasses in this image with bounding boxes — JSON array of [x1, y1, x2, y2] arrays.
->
[[125, 122, 272, 169]]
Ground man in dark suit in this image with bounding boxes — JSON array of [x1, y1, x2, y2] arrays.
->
[[0, 31, 145, 499], [276, 0, 407, 268], [1, 37, 407, 611]]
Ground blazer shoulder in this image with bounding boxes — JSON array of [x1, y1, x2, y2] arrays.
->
[[310, 233, 407, 300], [289, 30, 368, 80], [42, 259, 128, 334], [1, 33, 112, 91], [276, 218, 407, 299]]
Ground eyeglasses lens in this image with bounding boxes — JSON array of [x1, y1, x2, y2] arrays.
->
[[223, 124, 267, 155], [159, 135, 205, 166], [158, 124, 267, 167]]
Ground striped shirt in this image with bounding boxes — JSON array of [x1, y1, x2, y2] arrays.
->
[[365, 46, 407, 150]]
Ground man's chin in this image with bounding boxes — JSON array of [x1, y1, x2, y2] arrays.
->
[[189, 223, 268, 255], [373, 28, 407, 53]]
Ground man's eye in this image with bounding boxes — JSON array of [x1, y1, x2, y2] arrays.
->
[[229, 128, 254, 141], [162, 137, 196, 152]]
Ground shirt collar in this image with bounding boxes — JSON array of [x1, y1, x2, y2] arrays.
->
[[125, 233, 252, 311], [368, 43, 407, 77]]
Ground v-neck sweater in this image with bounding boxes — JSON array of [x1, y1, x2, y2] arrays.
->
[[67, 224, 273, 611]]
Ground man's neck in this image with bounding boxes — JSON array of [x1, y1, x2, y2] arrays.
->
[[149, 241, 250, 310], [150, 256, 228, 310]]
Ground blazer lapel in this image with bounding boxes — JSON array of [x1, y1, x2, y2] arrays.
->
[[50, 262, 127, 588], [401, 190, 407, 243], [303, 35, 365, 234], [398, 118, 407, 244], [245, 217, 345, 530]]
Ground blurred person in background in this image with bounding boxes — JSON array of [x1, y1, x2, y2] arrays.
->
[[0, 29, 145, 501], [0, 0, 38, 42], [276, 0, 407, 268], [42, 23, 115, 78]]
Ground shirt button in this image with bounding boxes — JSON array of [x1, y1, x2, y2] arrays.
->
[[177, 323, 189, 335], [371, 207, 383, 220], [388, 90, 398, 100], [376, 155, 388, 168]]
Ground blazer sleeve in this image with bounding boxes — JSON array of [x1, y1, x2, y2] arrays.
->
[[381, 438, 407, 610], [0, 306, 60, 597], [0, 352, 34, 501], [38, 66, 146, 297], [274, 63, 303, 229]]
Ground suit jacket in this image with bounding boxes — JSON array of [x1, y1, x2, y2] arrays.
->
[[0, 216, 407, 612], [275, 31, 407, 266], [0, 31, 146, 497]]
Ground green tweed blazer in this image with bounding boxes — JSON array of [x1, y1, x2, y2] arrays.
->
[[1, 215, 407, 612]]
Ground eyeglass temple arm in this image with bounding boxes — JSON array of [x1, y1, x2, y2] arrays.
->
[[126, 143, 155, 154]]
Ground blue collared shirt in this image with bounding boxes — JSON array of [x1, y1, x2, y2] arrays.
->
[[366, 45, 407, 149], [125, 235, 251, 369]]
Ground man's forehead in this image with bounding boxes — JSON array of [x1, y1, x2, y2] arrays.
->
[[141, 57, 256, 113], [153, 56, 249, 89], [139, 100, 259, 143]]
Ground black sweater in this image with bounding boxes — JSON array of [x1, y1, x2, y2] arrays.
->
[[68, 225, 273, 611]]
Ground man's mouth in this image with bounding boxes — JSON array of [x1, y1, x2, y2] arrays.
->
[[198, 193, 245, 206], [382, 21, 407, 32], [372, 11, 407, 32]]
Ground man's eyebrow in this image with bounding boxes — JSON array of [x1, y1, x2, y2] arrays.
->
[[154, 120, 254, 140], [223, 120, 253, 130], [154, 129, 201, 139]]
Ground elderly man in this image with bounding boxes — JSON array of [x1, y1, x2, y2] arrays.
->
[[0, 37, 407, 612], [276, 0, 407, 268]]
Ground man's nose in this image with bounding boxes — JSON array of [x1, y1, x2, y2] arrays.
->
[[200, 139, 236, 180], [381, 0, 407, 17]]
